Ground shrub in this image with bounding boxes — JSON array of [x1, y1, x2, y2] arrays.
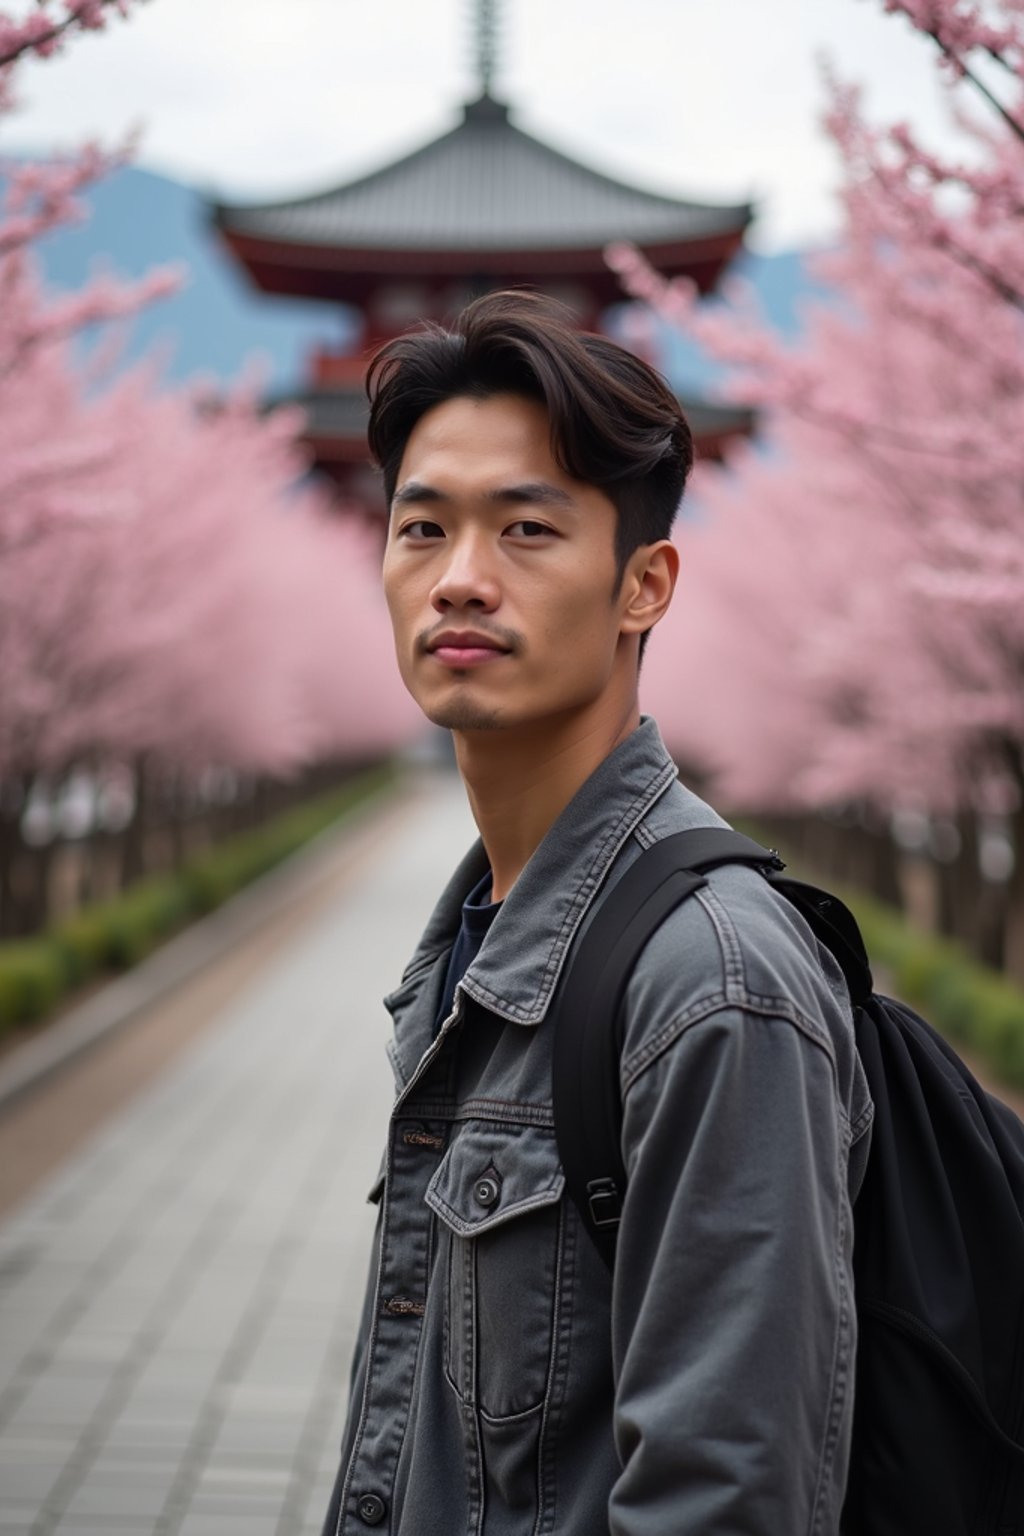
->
[[53, 908, 110, 987], [101, 876, 193, 969], [181, 766, 392, 914], [0, 763, 395, 1035], [837, 884, 1024, 1092], [737, 821, 1024, 1094], [0, 940, 65, 1029]]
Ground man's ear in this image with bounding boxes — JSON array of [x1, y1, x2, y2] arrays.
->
[[618, 540, 679, 637]]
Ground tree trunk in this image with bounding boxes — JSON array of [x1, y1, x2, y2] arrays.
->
[[119, 755, 149, 889], [167, 767, 187, 872], [0, 775, 26, 938], [933, 813, 985, 951], [1002, 806, 1024, 986], [862, 817, 904, 910], [975, 876, 1007, 970], [935, 854, 959, 941], [19, 831, 54, 935]]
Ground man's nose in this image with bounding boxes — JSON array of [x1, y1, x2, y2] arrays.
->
[[429, 533, 500, 613]]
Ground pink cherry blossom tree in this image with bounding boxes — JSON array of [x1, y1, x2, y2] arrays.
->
[[0, 2, 419, 935], [615, 0, 1024, 973]]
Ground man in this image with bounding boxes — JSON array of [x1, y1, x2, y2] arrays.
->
[[323, 291, 872, 1535]]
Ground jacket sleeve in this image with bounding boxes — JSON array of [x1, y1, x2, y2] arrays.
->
[[608, 1005, 855, 1536]]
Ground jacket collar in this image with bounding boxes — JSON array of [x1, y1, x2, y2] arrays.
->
[[395, 716, 679, 1027]]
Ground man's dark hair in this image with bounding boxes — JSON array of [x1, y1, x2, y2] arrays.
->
[[366, 290, 693, 576]]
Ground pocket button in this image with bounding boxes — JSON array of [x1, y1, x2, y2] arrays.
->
[[357, 1492, 387, 1525], [474, 1175, 500, 1208]]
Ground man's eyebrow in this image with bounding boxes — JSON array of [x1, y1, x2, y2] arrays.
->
[[487, 483, 575, 508], [392, 480, 576, 509], [392, 481, 445, 507]]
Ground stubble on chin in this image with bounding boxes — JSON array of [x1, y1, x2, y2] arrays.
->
[[426, 698, 503, 731]]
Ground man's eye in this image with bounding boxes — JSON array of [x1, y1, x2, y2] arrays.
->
[[506, 520, 553, 538], [399, 520, 445, 541]]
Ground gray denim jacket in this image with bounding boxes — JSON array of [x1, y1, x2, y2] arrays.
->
[[324, 718, 873, 1536]]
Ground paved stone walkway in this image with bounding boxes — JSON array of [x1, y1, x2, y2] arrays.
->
[[0, 773, 475, 1536]]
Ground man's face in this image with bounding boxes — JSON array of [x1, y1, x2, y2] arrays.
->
[[382, 392, 637, 735]]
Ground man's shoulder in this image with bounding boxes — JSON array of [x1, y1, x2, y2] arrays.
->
[[619, 781, 856, 1075]]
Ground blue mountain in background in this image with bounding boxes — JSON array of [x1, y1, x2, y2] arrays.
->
[[28, 163, 351, 389], [21, 161, 832, 394], [658, 248, 833, 396]]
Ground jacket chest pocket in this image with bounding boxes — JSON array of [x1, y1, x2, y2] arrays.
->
[[425, 1122, 565, 1421]]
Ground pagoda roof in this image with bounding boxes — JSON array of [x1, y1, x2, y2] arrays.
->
[[213, 94, 752, 267], [284, 383, 755, 468]]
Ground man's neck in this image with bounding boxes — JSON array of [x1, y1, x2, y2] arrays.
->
[[454, 702, 641, 902]]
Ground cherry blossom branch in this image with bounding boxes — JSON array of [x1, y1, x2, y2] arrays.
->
[[951, 52, 1024, 138], [0, 140, 133, 256], [879, 0, 1024, 139], [606, 241, 1022, 458], [927, 220, 1024, 305], [0, 262, 183, 384], [0, 0, 141, 69]]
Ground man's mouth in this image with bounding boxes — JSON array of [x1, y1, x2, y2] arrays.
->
[[426, 630, 512, 668]]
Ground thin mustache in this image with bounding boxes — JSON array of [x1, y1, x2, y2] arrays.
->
[[416, 624, 523, 656]]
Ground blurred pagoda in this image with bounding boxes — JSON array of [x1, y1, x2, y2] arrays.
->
[[211, 0, 755, 511]]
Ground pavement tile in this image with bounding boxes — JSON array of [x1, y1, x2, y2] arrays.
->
[[102, 1420, 196, 1446], [85, 1451, 185, 1479], [0, 1501, 46, 1528], [178, 1520, 282, 1536], [186, 1493, 287, 1517], [0, 1436, 75, 1465], [60, 1481, 177, 1519], [0, 1460, 67, 1502], [199, 1466, 290, 1488], [0, 777, 470, 1536], [52, 1520, 142, 1535]]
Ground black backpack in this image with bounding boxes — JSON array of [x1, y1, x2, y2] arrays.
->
[[552, 827, 1024, 1535]]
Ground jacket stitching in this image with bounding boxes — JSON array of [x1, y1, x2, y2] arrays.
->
[[850, 1101, 874, 1140], [455, 1102, 554, 1126], [633, 820, 657, 851], [478, 1399, 545, 1425], [621, 999, 844, 1104], [386, 1036, 408, 1091], [694, 885, 747, 1002], [536, 1195, 577, 1535], [537, 1198, 568, 1536], [427, 1187, 563, 1237], [462, 761, 677, 1022], [536, 761, 677, 1008], [402, 1098, 555, 1127], [809, 1178, 852, 1534], [335, 1141, 394, 1536]]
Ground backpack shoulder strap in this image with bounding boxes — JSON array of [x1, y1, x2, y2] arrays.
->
[[552, 827, 781, 1268]]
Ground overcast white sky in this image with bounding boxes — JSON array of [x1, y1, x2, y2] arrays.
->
[[2, 0, 967, 250]]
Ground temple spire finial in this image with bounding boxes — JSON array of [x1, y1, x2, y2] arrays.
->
[[475, 0, 499, 98]]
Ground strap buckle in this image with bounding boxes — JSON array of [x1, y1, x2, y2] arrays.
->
[[586, 1177, 622, 1230]]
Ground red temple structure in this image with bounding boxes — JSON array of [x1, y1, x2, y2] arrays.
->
[[211, 4, 755, 509]]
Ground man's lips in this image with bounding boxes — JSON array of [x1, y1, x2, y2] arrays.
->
[[426, 631, 512, 668]]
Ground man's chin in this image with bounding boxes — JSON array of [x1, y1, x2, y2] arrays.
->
[[424, 700, 504, 732]]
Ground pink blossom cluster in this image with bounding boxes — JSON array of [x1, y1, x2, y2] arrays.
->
[[0, 0, 134, 64], [0, 294, 421, 779], [880, 0, 1024, 76], [0, 1, 138, 108], [0, 8, 420, 791], [616, 0, 1024, 821]]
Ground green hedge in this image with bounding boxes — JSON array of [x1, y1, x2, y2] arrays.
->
[[0, 763, 395, 1036], [842, 885, 1024, 1090], [732, 819, 1024, 1092], [0, 939, 65, 1026]]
